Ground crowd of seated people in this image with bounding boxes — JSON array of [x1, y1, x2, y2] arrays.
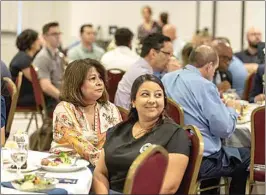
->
[[1, 4, 265, 194]]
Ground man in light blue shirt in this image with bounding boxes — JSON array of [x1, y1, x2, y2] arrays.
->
[[115, 33, 173, 109], [67, 24, 104, 62], [162, 45, 250, 194]]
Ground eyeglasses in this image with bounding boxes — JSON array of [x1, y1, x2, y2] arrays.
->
[[47, 32, 62, 37], [154, 49, 174, 58]]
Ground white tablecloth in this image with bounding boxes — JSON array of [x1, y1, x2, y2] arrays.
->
[[1, 150, 92, 194]]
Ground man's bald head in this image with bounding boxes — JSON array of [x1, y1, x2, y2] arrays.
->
[[247, 27, 262, 48], [211, 40, 233, 71], [162, 24, 176, 41], [189, 45, 218, 68]]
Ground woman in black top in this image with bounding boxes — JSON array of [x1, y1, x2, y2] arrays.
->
[[9, 29, 42, 106], [93, 74, 190, 194]]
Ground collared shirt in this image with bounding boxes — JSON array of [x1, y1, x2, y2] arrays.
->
[[114, 58, 153, 109], [101, 46, 139, 72], [162, 65, 238, 157], [33, 47, 64, 89], [228, 56, 248, 98], [249, 64, 265, 103], [67, 43, 105, 62], [235, 49, 259, 64]]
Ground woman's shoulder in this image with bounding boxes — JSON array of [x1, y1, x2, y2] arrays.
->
[[54, 101, 78, 113], [99, 101, 119, 112], [160, 117, 183, 131]]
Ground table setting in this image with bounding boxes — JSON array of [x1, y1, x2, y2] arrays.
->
[[1, 132, 93, 194]]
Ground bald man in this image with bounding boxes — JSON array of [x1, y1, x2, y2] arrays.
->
[[211, 40, 233, 93], [235, 27, 262, 64], [163, 24, 185, 63], [162, 45, 250, 194]]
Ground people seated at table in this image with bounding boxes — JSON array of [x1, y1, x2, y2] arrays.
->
[[93, 74, 190, 194], [249, 64, 265, 103], [115, 33, 173, 109], [1, 95, 6, 146], [211, 39, 233, 94], [51, 59, 122, 166], [162, 45, 250, 194], [101, 28, 139, 72], [67, 24, 105, 62], [9, 29, 42, 107], [33, 22, 64, 114], [162, 24, 186, 62], [214, 37, 248, 98], [137, 6, 162, 44]]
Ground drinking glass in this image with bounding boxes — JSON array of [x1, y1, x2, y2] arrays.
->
[[10, 142, 28, 177]]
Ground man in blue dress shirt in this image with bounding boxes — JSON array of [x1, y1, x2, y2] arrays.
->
[[162, 45, 250, 194]]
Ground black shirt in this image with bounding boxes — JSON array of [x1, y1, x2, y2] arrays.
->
[[213, 70, 233, 86], [10, 51, 35, 106], [234, 49, 259, 64], [249, 64, 265, 103], [104, 118, 190, 192]]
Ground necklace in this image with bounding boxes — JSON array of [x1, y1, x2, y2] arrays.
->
[[133, 122, 154, 138]]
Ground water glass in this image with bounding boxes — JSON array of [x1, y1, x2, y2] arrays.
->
[[10, 143, 28, 177]]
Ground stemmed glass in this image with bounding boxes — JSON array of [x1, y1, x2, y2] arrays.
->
[[10, 133, 28, 177]]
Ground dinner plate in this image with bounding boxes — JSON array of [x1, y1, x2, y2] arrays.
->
[[40, 159, 89, 172], [5, 164, 40, 173], [11, 178, 58, 192]]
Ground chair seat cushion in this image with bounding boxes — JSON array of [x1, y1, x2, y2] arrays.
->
[[254, 169, 265, 182]]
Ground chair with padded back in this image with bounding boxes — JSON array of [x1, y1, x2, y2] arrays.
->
[[177, 125, 204, 194], [116, 106, 129, 121], [166, 98, 184, 126], [107, 68, 125, 103], [15, 71, 40, 132], [3, 77, 19, 134], [246, 106, 265, 194], [242, 72, 255, 100], [123, 145, 169, 194]]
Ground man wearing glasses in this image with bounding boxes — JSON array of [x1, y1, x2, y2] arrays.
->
[[33, 22, 64, 114], [115, 33, 173, 110]]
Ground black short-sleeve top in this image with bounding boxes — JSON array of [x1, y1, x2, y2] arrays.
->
[[104, 117, 190, 192]]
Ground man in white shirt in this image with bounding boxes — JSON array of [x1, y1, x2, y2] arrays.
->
[[101, 28, 139, 72]]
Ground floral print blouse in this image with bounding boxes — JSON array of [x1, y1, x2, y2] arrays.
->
[[51, 101, 122, 166]]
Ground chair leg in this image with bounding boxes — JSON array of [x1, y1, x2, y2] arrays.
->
[[34, 113, 39, 131], [245, 179, 250, 195], [223, 177, 230, 194], [25, 113, 34, 133]]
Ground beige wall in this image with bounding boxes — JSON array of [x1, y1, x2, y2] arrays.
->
[[1, 1, 265, 65]]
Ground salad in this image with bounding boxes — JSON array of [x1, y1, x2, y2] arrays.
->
[[12, 174, 57, 191], [41, 152, 72, 166]]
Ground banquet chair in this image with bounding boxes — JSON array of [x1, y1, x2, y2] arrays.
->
[[242, 72, 255, 100], [177, 125, 204, 194], [116, 106, 129, 121], [246, 106, 265, 194], [3, 77, 19, 134], [123, 145, 168, 194], [166, 98, 184, 126], [107, 68, 125, 103]]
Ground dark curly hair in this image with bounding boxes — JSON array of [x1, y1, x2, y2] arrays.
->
[[16, 29, 39, 51]]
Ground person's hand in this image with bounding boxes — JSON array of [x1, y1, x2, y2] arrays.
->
[[166, 57, 182, 72], [225, 99, 236, 109], [254, 94, 265, 103], [217, 81, 231, 93]]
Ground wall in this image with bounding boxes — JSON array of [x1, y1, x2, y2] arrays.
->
[[1, 1, 265, 65]]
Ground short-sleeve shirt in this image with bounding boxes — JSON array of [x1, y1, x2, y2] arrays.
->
[[104, 117, 190, 192], [10, 51, 35, 105], [33, 47, 64, 89]]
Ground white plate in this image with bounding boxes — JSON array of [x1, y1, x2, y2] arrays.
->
[[40, 159, 89, 172], [11, 178, 58, 192], [5, 164, 39, 173]]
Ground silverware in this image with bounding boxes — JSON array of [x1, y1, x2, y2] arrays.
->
[[71, 157, 78, 167]]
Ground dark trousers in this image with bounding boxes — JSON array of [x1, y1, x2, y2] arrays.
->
[[199, 147, 250, 195]]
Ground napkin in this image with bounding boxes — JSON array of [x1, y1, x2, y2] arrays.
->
[[1, 182, 68, 195]]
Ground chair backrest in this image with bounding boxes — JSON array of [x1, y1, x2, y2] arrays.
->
[[242, 72, 255, 100], [251, 106, 265, 166], [107, 68, 125, 103], [123, 145, 169, 194], [3, 77, 19, 133], [116, 106, 129, 121], [30, 65, 47, 116], [166, 98, 185, 126], [177, 125, 204, 194]]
